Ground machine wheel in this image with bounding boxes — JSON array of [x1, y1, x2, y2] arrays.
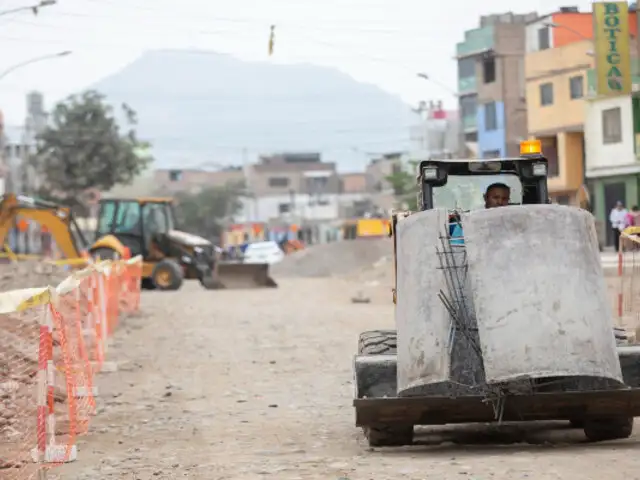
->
[[91, 247, 118, 261], [364, 424, 414, 447], [358, 330, 397, 355], [151, 259, 183, 291], [583, 416, 633, 442]]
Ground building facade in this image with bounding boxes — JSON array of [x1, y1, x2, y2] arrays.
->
[[456, 12, 536, 158], [585, 58, 640, 247], [525, 36, 594, 204], [153, 167, 245, 194], [241, 152, 341, 223], [409, 102, 461, 159]]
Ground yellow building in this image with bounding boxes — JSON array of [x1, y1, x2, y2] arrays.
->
[[525, 39, 593, 204]]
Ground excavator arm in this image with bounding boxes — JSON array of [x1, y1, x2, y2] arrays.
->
[[0, 194, 86, 259]]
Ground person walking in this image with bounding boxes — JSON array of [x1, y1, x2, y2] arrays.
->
[[609, 201, 628, 252]]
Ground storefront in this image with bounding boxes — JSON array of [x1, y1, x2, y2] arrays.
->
[[589, 175, 640, 247]]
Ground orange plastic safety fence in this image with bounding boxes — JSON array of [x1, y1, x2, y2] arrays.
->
[[0, 257, 143, 478], [54, 286, 95, 436], [0, 303, 77, 479]]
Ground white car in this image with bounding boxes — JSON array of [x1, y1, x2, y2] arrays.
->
[[242, 241, 285, 264]]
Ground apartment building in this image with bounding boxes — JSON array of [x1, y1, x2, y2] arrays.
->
[[526, 6, 638, 208], [241, 152, 341, 222], [153, 167, 245, 194], [456, 11, 537, 158], [583, 3, 640, 247]]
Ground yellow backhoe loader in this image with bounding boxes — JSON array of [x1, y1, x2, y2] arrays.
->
[[0, 194, 277, 291]]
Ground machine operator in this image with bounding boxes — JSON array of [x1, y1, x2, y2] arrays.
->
[[450, 182, 511, 244]]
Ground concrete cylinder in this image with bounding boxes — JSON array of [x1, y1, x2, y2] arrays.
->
[[461, 204, 623, 385]]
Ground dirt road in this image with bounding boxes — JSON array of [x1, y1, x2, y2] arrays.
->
[[55, 278, 640, 480]]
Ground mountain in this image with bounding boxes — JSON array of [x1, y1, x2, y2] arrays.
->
[[90, 50, 414, 172]]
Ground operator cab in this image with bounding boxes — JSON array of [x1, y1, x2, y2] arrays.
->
[[417, 140, 549, 212], [95, 198, 175, 258], [415, 140, 549, 246]]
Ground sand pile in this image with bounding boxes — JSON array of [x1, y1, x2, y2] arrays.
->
[[271, 238, 392, 277]]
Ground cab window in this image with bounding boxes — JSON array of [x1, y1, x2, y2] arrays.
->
[[142, 203, 170, 235], [96, 201, 116, 236], [113, 201, 142, 235]]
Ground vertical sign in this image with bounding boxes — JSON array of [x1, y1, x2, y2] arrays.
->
[[594, 2, 632, 95]]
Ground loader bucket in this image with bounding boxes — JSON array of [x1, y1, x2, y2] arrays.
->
[[209, 262, 278, 289]]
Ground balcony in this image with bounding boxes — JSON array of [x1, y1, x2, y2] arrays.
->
[[458, 76, 477, 95], [456, 26, 495, 58]]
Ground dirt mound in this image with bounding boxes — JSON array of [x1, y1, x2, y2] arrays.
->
[[271, 238, 392, 277], [0, 261, 70, 291]]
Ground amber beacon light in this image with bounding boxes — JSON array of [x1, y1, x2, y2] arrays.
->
[[520, 139, 542, 156]]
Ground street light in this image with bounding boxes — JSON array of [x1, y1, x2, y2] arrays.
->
[[416, 72, 458, 97], [0, 0, 56, 17], [0, 50, 71, 81]]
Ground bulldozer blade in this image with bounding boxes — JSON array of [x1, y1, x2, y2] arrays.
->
[[208, 262, 278, 289]]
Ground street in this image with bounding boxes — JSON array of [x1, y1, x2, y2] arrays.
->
[[54, 276, 640, 480]]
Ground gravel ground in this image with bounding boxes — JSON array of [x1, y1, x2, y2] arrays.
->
[[50, 277, 640, 480]]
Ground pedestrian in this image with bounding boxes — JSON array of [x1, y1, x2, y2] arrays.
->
[[609, 201, 628, 252]]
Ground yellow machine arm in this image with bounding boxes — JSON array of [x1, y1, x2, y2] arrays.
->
[[0, 194, 85, 259]]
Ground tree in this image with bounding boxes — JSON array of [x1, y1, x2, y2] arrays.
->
[[385, 160, 418, 210], [173, 183, 246, 242], [35, 90, 152, 211]]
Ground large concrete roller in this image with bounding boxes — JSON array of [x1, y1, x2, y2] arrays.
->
[[353, 143, 640, 448]]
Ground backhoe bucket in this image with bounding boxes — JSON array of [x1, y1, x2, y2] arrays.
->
[[209, 262, 278, 289]]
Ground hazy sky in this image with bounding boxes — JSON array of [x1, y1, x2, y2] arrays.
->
[[0, 0, 595, 128]]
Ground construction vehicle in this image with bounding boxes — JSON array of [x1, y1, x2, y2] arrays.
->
[[0, 194, 277, 290], [353, 140, 640, 447]]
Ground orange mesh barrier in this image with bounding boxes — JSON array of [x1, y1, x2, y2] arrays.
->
[[0, 255, 143, 478]]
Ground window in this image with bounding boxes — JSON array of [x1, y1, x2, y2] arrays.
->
[[459, 95, 477, 118], [569, 76, 584, 99], [482, 56, 496, 83], [268, 177, 289, 187], [484, 102, 497, 130], [97, 201, 116, 235], [458, 57, 476, 78], [602, 107, 622, 144], [538, 26, 550, 50], [97, 201, 143, 236], [278, 203, 290, 214], [464, 132, 478, 142], [540, 83, 553, 106], [433, 174, 522, 211], [142, 202, 171, 235], [169, 170, 182, 182], [483, 150, 501, 158]]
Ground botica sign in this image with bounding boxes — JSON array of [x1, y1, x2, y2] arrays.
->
[[594, 2, 632, 95]]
